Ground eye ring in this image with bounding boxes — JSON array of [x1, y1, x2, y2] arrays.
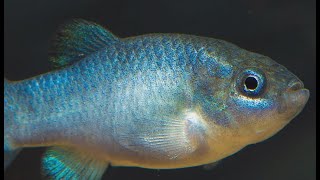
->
[[237, 68, 266, 97]]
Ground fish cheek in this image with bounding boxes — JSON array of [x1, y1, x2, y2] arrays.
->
[[225, 92, 290, 143], [276, 93, 289, 114], [226, 91, 278, 127]]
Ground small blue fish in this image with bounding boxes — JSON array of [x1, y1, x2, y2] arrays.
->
[[4, 19, 309, 179]]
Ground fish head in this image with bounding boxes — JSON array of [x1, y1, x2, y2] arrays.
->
[[195, 45, 309, 146], [225, 55, 309, 143]]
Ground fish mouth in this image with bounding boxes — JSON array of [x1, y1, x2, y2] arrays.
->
[[286, 88, 309, 107], [281, 79, 309, 117], [286, 79, 309, 99], [287, 79, 304, 91]]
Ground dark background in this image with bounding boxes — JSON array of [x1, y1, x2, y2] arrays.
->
[[4, 0, 316, 180]]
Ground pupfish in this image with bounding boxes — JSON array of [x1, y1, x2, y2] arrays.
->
[[4, 19, 309, 179]]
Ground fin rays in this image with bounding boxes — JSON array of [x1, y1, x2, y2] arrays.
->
[[49, 19, 119, 68], [42, 147, 108, 180]]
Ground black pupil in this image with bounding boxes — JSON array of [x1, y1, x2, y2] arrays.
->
[[245, 76, 258, 90]]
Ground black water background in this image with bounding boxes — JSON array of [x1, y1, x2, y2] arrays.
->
[[4, 0, 316, 180]]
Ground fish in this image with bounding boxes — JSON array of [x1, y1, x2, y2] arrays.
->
[[4, 19, 309, 179]]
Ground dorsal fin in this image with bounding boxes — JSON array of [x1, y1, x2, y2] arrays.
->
[[49, 19, 119, 67]]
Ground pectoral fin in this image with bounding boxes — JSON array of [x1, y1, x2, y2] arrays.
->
[[42, 147, 108, 180], [116, 115, 195, 160]]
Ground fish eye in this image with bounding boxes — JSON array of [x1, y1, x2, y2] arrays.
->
[[237, 68, 266, 97], [245, 76, 258, 90]]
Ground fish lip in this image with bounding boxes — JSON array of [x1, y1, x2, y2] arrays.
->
[[278, 87, 308, 114], [286, 78, 310, 105], [282, 88, 310, 116], [287, 79, 304, 91]]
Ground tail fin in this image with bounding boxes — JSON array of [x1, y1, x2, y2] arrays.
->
[[4, 79, 22, 171]]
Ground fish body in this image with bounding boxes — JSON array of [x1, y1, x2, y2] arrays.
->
[[4, 20, 309, 179]]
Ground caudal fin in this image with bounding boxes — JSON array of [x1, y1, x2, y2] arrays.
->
[[4, 78, 22, 171]]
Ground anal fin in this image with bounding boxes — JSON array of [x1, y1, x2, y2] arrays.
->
[[42, 147, 108, 180]]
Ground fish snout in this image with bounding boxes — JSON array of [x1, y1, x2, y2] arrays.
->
[[280, 78, 309, 117]]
